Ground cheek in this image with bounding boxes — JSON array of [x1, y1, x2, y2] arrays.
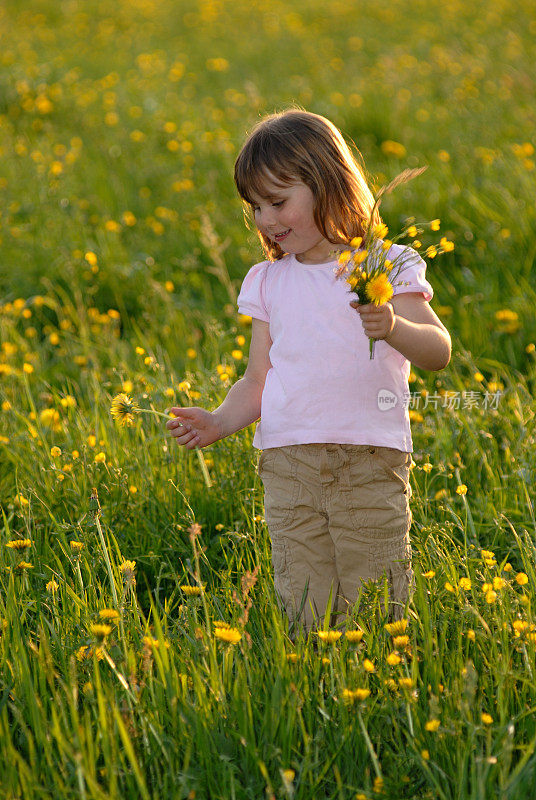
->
[[285, 206, 316, 230]]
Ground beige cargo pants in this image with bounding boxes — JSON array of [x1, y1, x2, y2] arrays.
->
[[258, 443, 415, 636]]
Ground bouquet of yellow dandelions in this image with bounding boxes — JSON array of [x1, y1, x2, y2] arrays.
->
[[334, 167, 454, 359], [110, 392, 212, 488]]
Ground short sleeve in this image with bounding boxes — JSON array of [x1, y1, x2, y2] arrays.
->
[[237, 261, 270, 322], [387, 243, 434, 302]]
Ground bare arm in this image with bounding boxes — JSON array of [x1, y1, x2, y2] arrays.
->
[[212, 317, 273, 438]]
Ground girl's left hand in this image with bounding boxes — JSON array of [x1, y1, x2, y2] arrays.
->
[[350, 300, 396, 340]]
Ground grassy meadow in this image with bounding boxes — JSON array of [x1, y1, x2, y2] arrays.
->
[[1, 0, 536, 797]]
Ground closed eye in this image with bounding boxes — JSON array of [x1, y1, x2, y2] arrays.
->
[[252, 200, 284, 212]]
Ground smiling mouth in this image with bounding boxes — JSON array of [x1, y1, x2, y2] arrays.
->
[[274, 229, 291, 241]]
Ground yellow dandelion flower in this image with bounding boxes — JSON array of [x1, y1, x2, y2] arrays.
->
[[181, 585, 202, 596], [345, 630, 364, 643], [70, 540, 84, 552], [387, 652, 401, 666], [385, 619, 408, 636], [493, 577, 506, 590], [87, 434, 97, 447], [513, 620, 529, 636], [425, 719, 440, 731], [317, 630, 342, 643], [350, 236, 363, 248], [214, 627, 241, 644], [50, 446, 62, 458], [373, 223, 389, 239], [398, 677, 414, 689], [481, 713, 493, 725], [516, 573, 528, 585], [16, 562, 33, 571], [110, 393, 141, 427], [119, 560, 136, 585], [76, 645, 91, 661], [456, 484, 467, 495], [467, 629, 476, 641], [363, 658, 375, 673], [459, 577, 472, 590], [421, 750, 430, 760], [287, 653, 298, 663], [46, 579, 59, 593], [365, 274, 393, 306], [393, 635, 409, 650], [407, 226, 418, 238], [422, 570, 436, 578], [445, 582, 455, 593], [485, 590, 497, 604], [430, 219, 440, 231], [6, 539, 32, 552], [381, 140, 406, 158], [99, 609, 120, 622], [94, 452, 106, 463], [40, 408, 60, 427], [90, 623, 112, 640]]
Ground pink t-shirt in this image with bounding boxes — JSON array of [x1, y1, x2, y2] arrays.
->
[[237, 242, 434, 452]]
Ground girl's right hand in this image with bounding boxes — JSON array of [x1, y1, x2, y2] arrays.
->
[[165, 407, 222, 449]]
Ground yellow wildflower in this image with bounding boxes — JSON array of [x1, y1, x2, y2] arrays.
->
[[99, 609, 120, 622], [214, 627, 242, 644], [110, 393, 140, 427], [181, 585, 202, 596], [6, 539, 32, 551], [317, 630, 342, 643], [365, 273, 393, 306], [90, 623, 112, 640], [385, 619, 408, 636]]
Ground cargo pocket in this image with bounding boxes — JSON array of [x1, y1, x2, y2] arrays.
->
[[370, 447, 412, 492], [270, 530, 295, 614], [259, 446, 301, 531], [368, 534, 414, 620]]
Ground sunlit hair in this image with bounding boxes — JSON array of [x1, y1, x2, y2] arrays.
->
[[234, 107, 382, 261]]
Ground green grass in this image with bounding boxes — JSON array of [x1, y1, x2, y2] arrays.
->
[[1, 0, 536, 797]]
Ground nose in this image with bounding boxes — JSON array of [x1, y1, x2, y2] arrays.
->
[[258, 207, 277, 230]]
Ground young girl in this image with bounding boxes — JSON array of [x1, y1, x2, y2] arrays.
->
[[166, 108, 451, 638]]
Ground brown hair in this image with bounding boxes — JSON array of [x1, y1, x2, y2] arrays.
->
[[234, 107, 382, 261]]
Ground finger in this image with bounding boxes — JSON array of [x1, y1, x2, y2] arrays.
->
[[174, 428, 199, 445], [169, 421, 192, 437]]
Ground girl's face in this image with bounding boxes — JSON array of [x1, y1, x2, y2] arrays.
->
[[250, 172, 338, 264]]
